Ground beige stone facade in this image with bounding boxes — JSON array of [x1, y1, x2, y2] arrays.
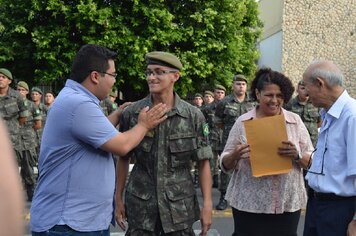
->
[[259, 0, 356, 97]]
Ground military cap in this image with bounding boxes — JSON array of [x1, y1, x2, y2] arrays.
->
[[17, 81, 29, 91], [31, 87, 43, 95], [194, 93, 203, 98], [109, 89, 118, 97], [215, 84, 226, 92], [145, 51, 183, 70], [204, 90, 214, 97], [0, 68, 13, 80], [233, 74, 248, 83], [298, 80, 305, 86]]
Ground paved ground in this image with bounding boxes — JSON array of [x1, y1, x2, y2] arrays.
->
[[25, 187, 305, 235]]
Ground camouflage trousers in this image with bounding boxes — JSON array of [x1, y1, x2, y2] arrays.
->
[[125, 217, 195, 236], [218, 171, 231, 194], [18, 149, 37, 200]]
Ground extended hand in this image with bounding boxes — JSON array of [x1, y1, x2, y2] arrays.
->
[[138, 103, 168, 130]]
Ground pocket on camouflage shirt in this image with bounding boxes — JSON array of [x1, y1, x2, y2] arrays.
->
[[169, 133, 197, 168], [166, 180, 197, 224]]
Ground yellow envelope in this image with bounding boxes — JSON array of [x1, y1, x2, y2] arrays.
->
[[244, 114, 292, 177]]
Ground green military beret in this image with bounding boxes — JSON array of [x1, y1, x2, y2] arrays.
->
[[298, 80, 305, 86], [194, 93, 203, 98], [0, 68, 13, 80], [145, 51, 183, 70], [215, 84, 226, 92], [31, 87, 43, 95], [204, 90, 214, 97], [233, 74, 247, 82], [17, 81, 29, 91], [109, 89, 118, 98]]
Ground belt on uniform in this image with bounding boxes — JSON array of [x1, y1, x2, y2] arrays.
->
[[308, 189, 355, 201]]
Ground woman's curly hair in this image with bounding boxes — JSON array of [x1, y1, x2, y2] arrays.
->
[[250, 68, 295, 103]]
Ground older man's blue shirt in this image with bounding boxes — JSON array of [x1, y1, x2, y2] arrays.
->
[[306, 90, 356, 196]]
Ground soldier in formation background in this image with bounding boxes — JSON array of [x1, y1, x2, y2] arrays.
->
[[214, 74, 256, 210], [0, 68, 31, 200], [202, 84, 226, 188]]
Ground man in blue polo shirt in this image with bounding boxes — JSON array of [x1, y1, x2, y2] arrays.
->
[[30, 44, 168, 235]]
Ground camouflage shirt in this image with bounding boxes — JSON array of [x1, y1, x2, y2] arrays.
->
[[0, 88, 29, 150], [285, 96, 321, 146], [33, 102, 47, 147], [119, 93, 213, 233], [201, 101, 223, 151], [100, 97, 118, 116], [215, 94, 256, 147], [20, 99, 42, 151]]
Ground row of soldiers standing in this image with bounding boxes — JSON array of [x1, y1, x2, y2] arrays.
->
[[0, 66, 119, 202], [193, 74, 321, 211], [0, 68, 52, 201]]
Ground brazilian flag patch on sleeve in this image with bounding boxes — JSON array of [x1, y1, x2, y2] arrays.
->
[[202, 123, 209, 137]]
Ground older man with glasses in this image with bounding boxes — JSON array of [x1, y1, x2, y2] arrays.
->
[[302, 60, 356, 236]]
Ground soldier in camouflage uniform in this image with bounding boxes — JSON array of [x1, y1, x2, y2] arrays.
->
[[191, 92, 204, 187], [100, 89, 118, 116], [0, 69, 29, 192], [44, 91, 55, 108], [202, 84, 226, 188], [284, 80, 321, 191], [285, 80, 321, 146], [192, 93, 204, 108], [31, 87, 47, 153], [203, 90, 214, 106], [17, 81, 42, 200], [214, 74, 256, 210], [116, 52, 213, 236]]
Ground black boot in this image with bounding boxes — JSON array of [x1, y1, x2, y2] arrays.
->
[[212, 174, 219, 188], [215, 193, 227, 210]]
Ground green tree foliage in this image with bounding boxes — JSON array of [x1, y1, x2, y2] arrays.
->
[[0, 0, 262, 100]]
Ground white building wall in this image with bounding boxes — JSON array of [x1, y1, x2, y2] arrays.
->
[[258, 31, 283, 72]]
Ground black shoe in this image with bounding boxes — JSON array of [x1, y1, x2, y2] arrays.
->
[[215, 198, 227, 210]]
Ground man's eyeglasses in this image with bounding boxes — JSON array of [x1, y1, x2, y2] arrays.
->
[[144, 69, 178, 77], [307, 130, 329, 176], [91, 70, 117, 79], [306, 148, 327, 176], [100, 71, 117, 79]]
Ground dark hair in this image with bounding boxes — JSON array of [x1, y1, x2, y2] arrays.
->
[[45, 91, 56, 96], [250, 68, 295, 103], [70, 44, 117, 83]]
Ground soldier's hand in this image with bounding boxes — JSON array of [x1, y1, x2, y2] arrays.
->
[[137, 103, 168, 130], [200, 205, 212, 236], [115, 199, 127, 231]]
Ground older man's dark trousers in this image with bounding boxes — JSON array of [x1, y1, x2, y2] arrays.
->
[[303, 189, 354, 236]]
